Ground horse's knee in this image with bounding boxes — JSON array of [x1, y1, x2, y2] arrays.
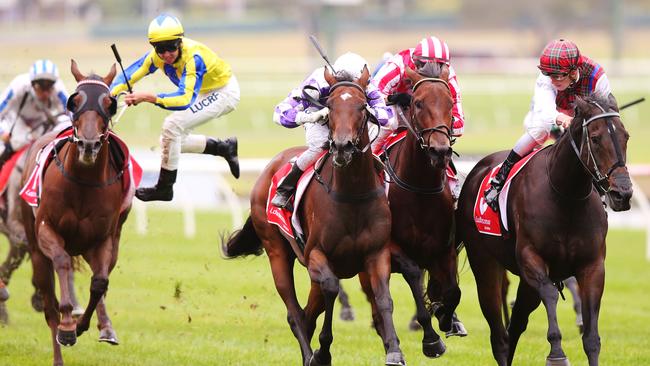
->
[[52, 254, 71, 271], [320, 277, 339, 298], [90, 276, 109, 297]]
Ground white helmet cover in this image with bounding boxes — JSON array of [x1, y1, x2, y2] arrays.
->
[[29, 59, 59, 82], [332, 52, 368, 80]]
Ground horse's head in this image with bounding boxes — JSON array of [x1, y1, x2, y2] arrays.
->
[[324, 65, 371, 168], [66, 60, 117, 165], [572, 95, 632, 211], [404, 65, 454, 169]]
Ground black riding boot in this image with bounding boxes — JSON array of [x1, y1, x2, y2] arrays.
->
[[0, 142, 14, 170], [271, 163, 303, 210], [135, 168, 177, 202], [484, 150, 521, 211], [204, 137, 240, 178]]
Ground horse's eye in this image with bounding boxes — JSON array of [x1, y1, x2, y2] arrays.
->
[[415, 101, 423, 109], [590, 135, 601, 144]]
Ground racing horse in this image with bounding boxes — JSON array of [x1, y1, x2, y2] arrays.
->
[[20, 60, 132, 366], [223, 66, 405, 366], [359, 64, 463, 358], [456, 94, 632, 366]]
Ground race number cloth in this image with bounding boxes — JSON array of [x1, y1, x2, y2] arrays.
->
[[381, 129, 458, 192], [0, 146, 28, 194], [20, 127, 142, 212], [266, 152, 326, 240], [473, 147, 547, 236]]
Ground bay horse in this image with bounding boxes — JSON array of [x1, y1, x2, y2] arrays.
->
[[223, 66, 405, 366], [20, 60, 131, 366], [456, 94, 632, 366], [359, 65, 462, 358]]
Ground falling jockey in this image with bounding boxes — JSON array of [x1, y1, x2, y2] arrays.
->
[[271, 52, 391, 209]]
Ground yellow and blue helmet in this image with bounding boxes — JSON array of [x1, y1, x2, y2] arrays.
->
[[148, 13, 184, 43]]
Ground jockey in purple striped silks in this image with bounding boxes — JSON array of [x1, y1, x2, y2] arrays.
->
[[271, 52, 392, 209]]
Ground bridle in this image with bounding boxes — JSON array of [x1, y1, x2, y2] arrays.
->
[[569, 101, 625, 195], [406, 77, 455, 150], [66, 79, 115, 146], [326, 81, 380, 155]]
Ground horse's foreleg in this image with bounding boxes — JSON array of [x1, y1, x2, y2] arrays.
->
[[67, 271, 84, 317], [30, 247, 64, 365], [366, 249, 406, 366], [0, 239, 28, 286], [95, 295, 118, 344], [37, 224, 77, 347], [576, 260, 604, 366], [394, 251, 445, 358], [77, 237, 113, 338], [427, 246, 465, 338], [265, 239, 312, 366], [306, 250, 337, 366], [518, 246, 568, 366], [564, 276, 583, 334], [359, 272, 385, 344], [337, 284, 355, 321], [507, 278, 541, 365]]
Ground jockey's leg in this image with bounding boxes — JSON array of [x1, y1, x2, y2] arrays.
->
[[271, 162, 303, 209], [203, 137, 239, 178], [0, 141, 14, 169]]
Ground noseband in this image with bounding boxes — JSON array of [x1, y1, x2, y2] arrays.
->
[[569, 101, 624, 194], [406, 77, 455, 150]]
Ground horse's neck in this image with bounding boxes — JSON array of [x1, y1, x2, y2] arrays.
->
[[548, 128, 593, 198], [398, 134, 445, 183], [332, 152, 379, 193], [64, 142, 111, 182]]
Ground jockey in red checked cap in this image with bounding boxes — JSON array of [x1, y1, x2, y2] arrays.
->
[[371, 36, 465, 152], [484, 39, 613, 211]]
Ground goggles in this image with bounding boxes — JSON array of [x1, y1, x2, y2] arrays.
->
[[541, 70, 570, 81], [32, 79, 55, 90], [152, 39, 181, 55]]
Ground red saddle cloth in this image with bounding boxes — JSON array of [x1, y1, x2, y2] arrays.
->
[[266, 152, 325, 240], [19, 128, 142, 211], [473, 148, 547, 236], [0, 146, 28, 194]]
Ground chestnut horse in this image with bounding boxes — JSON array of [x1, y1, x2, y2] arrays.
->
[[360, 65, 462, 358], [456, 94, 632, 366], [20, 60, 131, 366], [223, 67, 405, 366]]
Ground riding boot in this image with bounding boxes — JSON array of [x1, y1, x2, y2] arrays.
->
[[135, 168, 177, 202], [484, 150, 521, 211], [204, 137, 240, 178], [271, 163, 303, 210], [0, 142, 14, 170]]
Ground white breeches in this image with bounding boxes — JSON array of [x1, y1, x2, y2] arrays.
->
[[296, 121, 329, 170], [159, 75, 240, 170], [523, 111, 554, 146]]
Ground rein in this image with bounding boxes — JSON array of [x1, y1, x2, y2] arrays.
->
[[568, 101, 624, 195], [52, 138, 124, 188], [313, 153, 385, 203]]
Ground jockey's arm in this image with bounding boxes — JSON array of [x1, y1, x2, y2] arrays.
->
[[447, 65, 465, 137], [109, 51, 158, 96]]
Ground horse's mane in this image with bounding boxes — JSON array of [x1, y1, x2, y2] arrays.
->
[[334, 70, 358, 83], [417, 62, 444, 78]]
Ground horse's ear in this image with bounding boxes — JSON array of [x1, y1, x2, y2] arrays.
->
[[358, 65, 370, 89], [324, 66, 337, 86], [103, 64, 117, 86], [608, 93, 620, 112], [405, 66, 421, 84], [70, 59, 85, 82], [103, 94, 117, 116], [573, 96, 588, 117], [440, 64, 450, 82]]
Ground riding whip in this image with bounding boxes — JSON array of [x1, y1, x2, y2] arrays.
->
[[309, 35, 336, 73], [110, 44, 132, 93], [620, 97, 645, 110]]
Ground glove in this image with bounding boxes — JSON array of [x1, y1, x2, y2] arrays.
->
[[387, 93, 412, 108], [295, 107, 329, 126]]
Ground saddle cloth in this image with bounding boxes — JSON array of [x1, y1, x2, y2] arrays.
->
[[473, 147, 547, 236], [0, 146, 28, 194], [19, 127, 142, 213]]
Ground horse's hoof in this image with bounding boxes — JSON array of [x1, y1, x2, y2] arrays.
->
[[0, 286, 9, 302], [339, 307, 355, 321], [309, 349, 331, 366], [71, 306, 85, 318], [386, 351, 406, 366], [31, 292, 44, 312], [546, 356, 571, 366], [422, 338, 446, 358], [445, 319, 468, 337], [56, 328, 77, 347], [408, 318, 422, 331], [99, 327, 119, 345]]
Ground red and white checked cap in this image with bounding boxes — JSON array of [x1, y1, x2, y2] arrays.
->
[[538, 39, 582, 73]]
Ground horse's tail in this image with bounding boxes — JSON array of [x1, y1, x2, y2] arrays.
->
[[221, 216, 264, 258]]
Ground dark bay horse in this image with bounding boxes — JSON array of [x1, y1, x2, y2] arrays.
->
[[20, 60, 131, 366], [224, 66, 405, 366], [360, 65, 461, 358], [456, 94, 632, 366]]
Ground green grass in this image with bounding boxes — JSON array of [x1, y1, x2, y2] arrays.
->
[[1, 211, 649, 365]]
